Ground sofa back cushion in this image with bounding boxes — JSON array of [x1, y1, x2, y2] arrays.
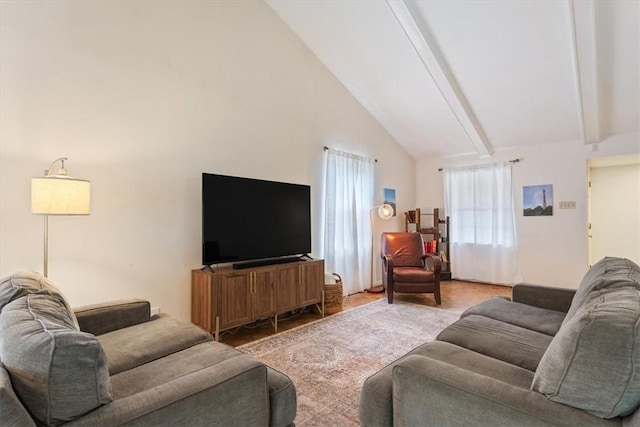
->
[[0, 271, 79, 328], [0, 294, 112, 426], [564, 257, 640, 324], [532, 258, 640, 419]]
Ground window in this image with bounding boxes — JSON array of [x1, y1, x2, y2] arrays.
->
[[444, 162, 521, 284]]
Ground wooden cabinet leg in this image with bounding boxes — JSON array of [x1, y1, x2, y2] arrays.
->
[[214, 316, 220, 342], [314, 290, 326, 318]]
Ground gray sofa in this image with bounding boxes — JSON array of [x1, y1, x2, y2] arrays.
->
[[0, 272, 296, 426], [360, 257, 640, 426]]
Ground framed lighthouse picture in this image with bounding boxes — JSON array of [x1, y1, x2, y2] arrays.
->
[[523, 184, 553, 216]]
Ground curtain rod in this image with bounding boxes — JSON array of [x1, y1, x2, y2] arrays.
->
[[438, 158, 521, 172], [323, 145, 378, 163]]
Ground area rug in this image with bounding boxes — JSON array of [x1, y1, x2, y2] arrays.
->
[[238, 299, 460, 426]]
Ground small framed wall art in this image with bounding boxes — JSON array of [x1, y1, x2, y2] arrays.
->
[[383, 188, 397, 217], [523, 184, 553, 216]]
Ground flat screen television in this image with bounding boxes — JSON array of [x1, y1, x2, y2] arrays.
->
[[202, 173, 312, 268]]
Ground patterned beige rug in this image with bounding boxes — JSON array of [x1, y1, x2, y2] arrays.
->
[[238, 299, 460, 426]]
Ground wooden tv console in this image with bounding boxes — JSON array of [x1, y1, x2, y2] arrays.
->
[[191, 259, 325, 341]]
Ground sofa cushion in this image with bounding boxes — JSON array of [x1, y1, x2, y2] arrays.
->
[[392, 267, 435, 283], [564, 257, 640, 324], [0, 271, 78, 328], [0, 294, 112, 426], [436, 314, 553, 371], [532, 285, 640, 418], [462, 296, 566, 336], [98, 312, 213, 374]]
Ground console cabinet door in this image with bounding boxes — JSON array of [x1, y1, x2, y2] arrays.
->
[[252, 270, 276, 320], [299, 260, 324, 306], [275, 264, 299, 313], [219, 272, 252, 330]]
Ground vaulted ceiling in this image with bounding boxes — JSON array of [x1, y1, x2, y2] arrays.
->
[[267, 0, 639, 160]]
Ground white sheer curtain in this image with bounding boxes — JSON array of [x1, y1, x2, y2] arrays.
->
[[443, 162, 521, 284], [323, 148, 374, 295]]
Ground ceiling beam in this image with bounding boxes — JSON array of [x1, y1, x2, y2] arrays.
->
[[386, 0, 493, 157], [569, 0, 601, 145]]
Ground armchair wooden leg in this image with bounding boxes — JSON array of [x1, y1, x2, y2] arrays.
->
[[434, 284, 441, 305], [387, 289, 394, 304]]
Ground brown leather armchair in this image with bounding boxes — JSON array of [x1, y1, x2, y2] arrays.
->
[[381, 232, 442, 304]]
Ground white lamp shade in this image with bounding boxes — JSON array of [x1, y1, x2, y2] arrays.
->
[[378, 203, 394, 220], [31, 176, 91, 215]]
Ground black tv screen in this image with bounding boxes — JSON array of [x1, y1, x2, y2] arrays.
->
[[202, 173, 311, 266]]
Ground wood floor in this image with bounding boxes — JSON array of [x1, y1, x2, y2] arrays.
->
[[221, 280, 511, 347]]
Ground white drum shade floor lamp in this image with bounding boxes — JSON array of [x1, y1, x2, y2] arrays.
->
[[367, 203, 394, 293], [31, 157, 91, 277]]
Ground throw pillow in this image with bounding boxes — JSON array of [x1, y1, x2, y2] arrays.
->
[[0, 294, 112, 425], [532, 286, 640, 418]]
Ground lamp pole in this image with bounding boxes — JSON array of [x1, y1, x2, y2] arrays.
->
[[43, 215, 49, 277], [367, 204, 394, 293]]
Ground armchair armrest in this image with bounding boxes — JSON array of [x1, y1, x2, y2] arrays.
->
[[381, 253, 394, 270], [392, 355, 610, 426], [74, 298, 151, 336], [423, 253, 442, 274], [382, 254, 395, 291], [512, 283, 576, 313]]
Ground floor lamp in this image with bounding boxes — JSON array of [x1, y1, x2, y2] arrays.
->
[[367, 203, 394, 293], [31, 157, 91, 277]]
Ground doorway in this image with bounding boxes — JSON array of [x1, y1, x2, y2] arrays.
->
[[588, 154, 640, 266]]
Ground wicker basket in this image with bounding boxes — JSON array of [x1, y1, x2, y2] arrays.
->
[[323, 273, 343, 315]]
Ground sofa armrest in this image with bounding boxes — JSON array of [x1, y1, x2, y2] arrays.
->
[[392, 355, 613, 427], [512, 283, 576, 313], [74, 299, 150, 336], [65, 355, 271, 426]]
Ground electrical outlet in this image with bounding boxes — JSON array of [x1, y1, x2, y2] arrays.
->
[[559, 201, 576, 209]]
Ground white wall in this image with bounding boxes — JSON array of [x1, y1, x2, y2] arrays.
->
[[416, 132, 640, 288], [0, 1, 414, 320]]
